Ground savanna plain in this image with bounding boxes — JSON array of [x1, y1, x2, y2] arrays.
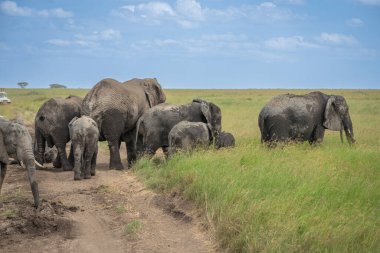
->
[[0, 88, 379, 252]]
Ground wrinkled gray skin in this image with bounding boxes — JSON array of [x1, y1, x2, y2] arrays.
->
[[258, 91, 355, 145], [135, 99, 222, 157], [215, 131, 235, 149], [168, 121, 212, 155], [0, 118, 40, 208], [35, 95, 82, 171], [33, 141, 57, 164], [82, 78, 166, 170], [69, 116, 99, 180], [44, 145, 58, 163]]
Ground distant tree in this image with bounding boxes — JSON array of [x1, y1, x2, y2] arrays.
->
[[17, 82, 29, 88], [49, 84, 67, 89]]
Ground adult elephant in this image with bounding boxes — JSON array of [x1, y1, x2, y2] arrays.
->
[[82, 78, 166, 169], [258, 91, 355, 144], [35, 95, 82, 171], [135, 98, 222, 156], [0, 118, 40, 208]]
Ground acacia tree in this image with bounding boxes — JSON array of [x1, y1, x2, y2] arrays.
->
[[17, 82, 29, 88], [49, 84, 67, 88]]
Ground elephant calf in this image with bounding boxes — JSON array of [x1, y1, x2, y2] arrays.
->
[[68, 116, 99, 180], [215, 131, 235, 149], [0, 118, 40, 208], [168, 121, 212, 155]]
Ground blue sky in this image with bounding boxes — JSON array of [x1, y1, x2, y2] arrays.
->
[[0, 0, 379, 89]]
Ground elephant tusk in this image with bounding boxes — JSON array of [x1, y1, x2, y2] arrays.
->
[[20, 161, 26, 169], [34, 159, 46, 169]]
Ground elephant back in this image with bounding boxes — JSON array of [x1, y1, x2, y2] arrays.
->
[[82, 78, 135, 119], [35, 97, 82, 142], [36, 97, 81, 122]]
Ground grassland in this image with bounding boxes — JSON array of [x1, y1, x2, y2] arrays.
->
[[1, 88, 379, 252]]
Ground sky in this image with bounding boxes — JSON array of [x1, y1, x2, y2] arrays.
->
[[0, 0, 379, 89]]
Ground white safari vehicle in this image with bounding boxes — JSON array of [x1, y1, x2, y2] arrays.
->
[[0, 90, 11, 104]]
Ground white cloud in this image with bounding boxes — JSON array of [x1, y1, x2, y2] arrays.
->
[[346, 18, 364, 27], [0, 1, 73, 18], [114, 0, 297, 28], [318, 33, 357, 45], [95, 29, 122, 41], [0, 0, 31, 16], [276, 0, 305, 4], [358, 0, 380, 6], [132, 33, 257, 54], [47, 29, 121, 48], [265, 36, 319, 50], [46, 39, 92, 47], [176, 0, 204, 21], [116, 2, 175, 25]]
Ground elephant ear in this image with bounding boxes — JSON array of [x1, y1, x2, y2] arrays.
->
[[0, 129, 9, 164], [323, 96, 342, 131], [193, 98, 207, 104], [144, 80, 159, 108], [200, 101, 213, 130]]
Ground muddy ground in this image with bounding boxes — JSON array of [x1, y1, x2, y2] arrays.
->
[[0, 146, 216, 253]]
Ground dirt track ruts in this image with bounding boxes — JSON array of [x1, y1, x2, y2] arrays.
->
[[0, 146, 216, 253]]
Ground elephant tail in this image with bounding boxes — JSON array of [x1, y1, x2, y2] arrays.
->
[[134, 117, 145, 155], [258, 112, 270, 143]]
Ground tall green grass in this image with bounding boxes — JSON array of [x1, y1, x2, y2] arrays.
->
[[1, 88, 379, 252], [134, 89, 380, 252]]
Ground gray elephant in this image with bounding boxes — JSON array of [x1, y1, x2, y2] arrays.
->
[[82, 78, 166, 170], [215, 131, 235, 149], [258, 91, 355, 144], [0, 118, 40, 208], [68, 116, 99, 180], [135, 98, 222, 157], [168, 121, 212, 155], [33, 141, 57, 164], [35, 95, 82, 171]]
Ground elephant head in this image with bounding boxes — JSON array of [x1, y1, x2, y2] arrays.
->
[[0, 119, 40, 208], [215, 131, 235, 149], [323, 95, 355, 144], [193, 98, 222, 139], [142, 78, 166, 108]]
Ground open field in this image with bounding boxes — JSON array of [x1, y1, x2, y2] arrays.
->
[[1, 88, 379, 252]]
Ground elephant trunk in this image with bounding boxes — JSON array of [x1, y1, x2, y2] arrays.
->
[[343, 115, 355, 145], [23, 147, 40, 208], [35, 129, 45, 165]]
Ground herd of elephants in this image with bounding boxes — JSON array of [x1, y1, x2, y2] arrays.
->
[[0, 78, 355, 209]]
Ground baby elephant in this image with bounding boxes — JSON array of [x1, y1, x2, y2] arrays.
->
[[68, 116, 99, 180], [215, 131, 235, 149], [168, 121, 212, 155]]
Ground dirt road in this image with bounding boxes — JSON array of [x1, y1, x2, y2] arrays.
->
[[0, 148, 216, 253]]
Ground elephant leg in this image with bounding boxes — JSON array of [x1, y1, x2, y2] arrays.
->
[[68, 143, 75, 167], [91, 149, 98, 176], [73, 144, 82, 180], [145, 133, 160, 157], [56, 143, 73, 171], [53, 153, 62, 168], [123, 131, 136, 167], [35, 130, 45, 165], [107, 139, 124, 170], [83, 151, 92, 179], [136, 134, 143, 158], [0, 162, 7, 194], [310, 125, 325, 144]]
